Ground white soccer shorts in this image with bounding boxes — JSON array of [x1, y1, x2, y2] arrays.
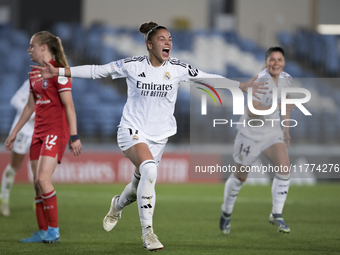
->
[[117, 127, 168, 165], [233, 131, 284, 166], [12, 131, 32, 155]]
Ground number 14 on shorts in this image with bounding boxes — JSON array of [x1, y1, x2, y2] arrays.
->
[[239, 143, 251, 156]]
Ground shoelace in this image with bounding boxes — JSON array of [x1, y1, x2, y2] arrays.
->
[[275, 219, 288, 228], [142, 233, 159, 243], [108, 212, 121, 222]]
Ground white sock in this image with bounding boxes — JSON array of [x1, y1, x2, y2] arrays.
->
[[137, 160, 157, 235], [1, 165, 16, 201], [116, 173, 140, 211], [272, 174, 290, 215], [221, 174, 244, 215]]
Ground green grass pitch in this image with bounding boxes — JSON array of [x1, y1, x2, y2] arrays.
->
[[0, 183, 339, 254]]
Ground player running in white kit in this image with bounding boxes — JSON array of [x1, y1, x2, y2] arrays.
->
[[30, 21, 267, 251], [220, 46, 294, 234], [1, 79, 34, 216]]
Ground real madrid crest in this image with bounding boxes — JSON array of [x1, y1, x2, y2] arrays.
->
[[164, 72, 171, 80], [132, 134, 139, 141], [42, 80, 49, 89]]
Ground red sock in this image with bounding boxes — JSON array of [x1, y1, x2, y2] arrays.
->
[[42, 190, 58, 228], [35, 197, 48, 231]]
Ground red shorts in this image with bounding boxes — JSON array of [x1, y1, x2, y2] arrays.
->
[[30, 135, 68, 163]]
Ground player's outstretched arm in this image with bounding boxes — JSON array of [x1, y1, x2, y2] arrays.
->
[[29, 61, 70, 81], [240, 75, 268, 100]]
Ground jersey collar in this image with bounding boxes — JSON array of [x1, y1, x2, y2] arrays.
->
[[48, 58, 58, 67], [146, 55, 167, 67]]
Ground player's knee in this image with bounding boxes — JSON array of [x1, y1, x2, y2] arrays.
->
[[33, 179, 42, 195], [234, 174, 247, 183], [35, 178, 43, 191], [37, 174, 51, 190], [237, 177, 247, 182], [234, 169, 248, 182], [139, 160, 157, 182]]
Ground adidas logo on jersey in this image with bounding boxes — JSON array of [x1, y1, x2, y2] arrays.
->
[[138, 72, 146, 77]]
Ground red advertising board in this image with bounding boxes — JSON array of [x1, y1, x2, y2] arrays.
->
[[0, 151, 220, 184]]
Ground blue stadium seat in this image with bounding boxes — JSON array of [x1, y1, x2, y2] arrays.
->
[[171, 30, 193, 52], [284, 61, 304, 77], [309, 33, 324, 68], [99, 44, 117, 65], [239, 38, 258, 53], [294, 29, 308, 59], [0, 23, 12, 38], [289, 109, 307, 141], [53, 22, 73, 43], [323, 35, 339, 75], [0, 104, 15, 135], [221, 30, 239, 45], [226, 65, 249, 78], [277, 31, 294, 50]]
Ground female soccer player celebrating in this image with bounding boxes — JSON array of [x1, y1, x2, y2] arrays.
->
[[30, 22, 265, 251], [220, 46, 293, 235], [5, 31, 82, 243]]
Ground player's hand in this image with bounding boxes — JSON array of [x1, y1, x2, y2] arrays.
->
[[70, 139, 82, 156], [284, 131, 291, 148], [4, 133, 16, 151], [240, 75, 269, 100], [29, 61, 58, 82]]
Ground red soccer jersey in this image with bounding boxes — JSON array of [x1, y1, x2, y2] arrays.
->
[[29, 59, 72, 139]]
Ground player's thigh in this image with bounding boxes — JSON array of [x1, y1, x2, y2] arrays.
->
[[234, 162, 250, 181], [262, 142, 289, 167], [233, 133, 261, 166], [31, 135, 66, 181], [30, 160, 39, 182], [118, 127, 153, 169], [10, 151, 26, 171], [124, 143, 153, 170], [37, 155, 59, 183], [148, 138, 168, 166]]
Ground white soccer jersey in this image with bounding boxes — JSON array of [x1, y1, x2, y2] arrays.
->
[[70, 55, 240, 140], [236, 68, 293, 141], [10, 79, 35, 136]]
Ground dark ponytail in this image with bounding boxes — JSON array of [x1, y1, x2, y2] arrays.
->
[[139, 21, 167, 41]]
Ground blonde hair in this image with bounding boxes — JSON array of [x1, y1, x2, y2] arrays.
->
[[33, 31, 69, 67]]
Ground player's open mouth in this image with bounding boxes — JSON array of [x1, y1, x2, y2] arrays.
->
[[162, 48, 170, 59]]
